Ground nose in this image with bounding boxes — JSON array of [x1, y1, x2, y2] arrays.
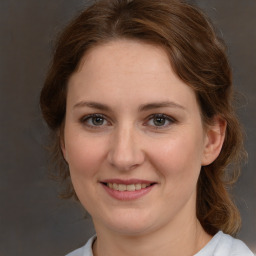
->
[[107, 125, 145, 171]]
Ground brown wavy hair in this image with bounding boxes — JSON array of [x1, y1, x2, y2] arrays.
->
[[40, 0, 245, 236]]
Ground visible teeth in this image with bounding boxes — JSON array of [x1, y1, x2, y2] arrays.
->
[[135, 184, 141, 190], [127, 184, 135, 191], [118, 184, 126, 191], [106, 183, 151, 191]]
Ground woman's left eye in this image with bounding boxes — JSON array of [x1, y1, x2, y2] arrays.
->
[[146, 114, 175, 128]]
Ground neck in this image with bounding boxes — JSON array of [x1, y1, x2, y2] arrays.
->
[[92, 215, 212, 256]]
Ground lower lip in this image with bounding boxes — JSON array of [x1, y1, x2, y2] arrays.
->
[[101, 184, 155, 201]]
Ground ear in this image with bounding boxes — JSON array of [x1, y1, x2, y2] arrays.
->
[[201, 116, 226, 166], [59, 131, 69, 163]]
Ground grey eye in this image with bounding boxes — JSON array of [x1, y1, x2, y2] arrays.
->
[[153, 116, 167, 126], [81, 114, 108, 127], [146, 114, 175, 129], [91, 116, 105, 126]]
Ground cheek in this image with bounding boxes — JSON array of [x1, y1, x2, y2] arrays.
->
[[64, 135, 108, 207], [65, 134, 107, 178], [148, 133, 203, 185]]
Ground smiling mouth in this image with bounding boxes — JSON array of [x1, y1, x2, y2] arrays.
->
[[101, 182, 155, 191]]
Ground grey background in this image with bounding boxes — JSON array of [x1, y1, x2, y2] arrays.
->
[[0, 0, 255, 255]]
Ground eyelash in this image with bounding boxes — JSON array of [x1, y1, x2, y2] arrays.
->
[[79, 113, 176, 130], [145, 114, 176, 129], [80, 114, 110, 129]]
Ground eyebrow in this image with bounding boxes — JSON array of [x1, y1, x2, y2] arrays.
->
[[138, 101, 186, 112], [73, 100, 186, 112], [73, 101, 111, 111]]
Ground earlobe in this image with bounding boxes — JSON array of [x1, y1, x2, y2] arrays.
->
[[201, 116, 226, 166]]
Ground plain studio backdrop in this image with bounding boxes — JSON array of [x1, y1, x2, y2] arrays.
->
[[0, 0, 255, 255]]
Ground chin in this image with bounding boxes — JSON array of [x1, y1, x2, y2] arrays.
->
[[97, 209, 157, 236], [109, 222, 153, 236]]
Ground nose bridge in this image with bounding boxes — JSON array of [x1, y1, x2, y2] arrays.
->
[[107, 122, 144, 171]]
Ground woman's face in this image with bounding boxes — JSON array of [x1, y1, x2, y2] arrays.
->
[[62, 40, 214, 236]]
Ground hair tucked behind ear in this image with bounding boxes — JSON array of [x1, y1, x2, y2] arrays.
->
[[40, 0, 246, 236]]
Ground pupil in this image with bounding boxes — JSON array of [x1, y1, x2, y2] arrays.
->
[[154, 117, 165, 126], [93, 117, 103, 125]]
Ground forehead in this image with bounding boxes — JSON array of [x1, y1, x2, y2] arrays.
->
[[67, 39, 198, 112], [76, 39, 172, 78]]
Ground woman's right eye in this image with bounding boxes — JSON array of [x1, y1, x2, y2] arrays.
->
[[80, 114, 109, 128]]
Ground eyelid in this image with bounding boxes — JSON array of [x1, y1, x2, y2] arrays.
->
[[79, 113, 176, 130], [80, 113, 103, 122], [145, 113, 176, 129], [79, 113, 111, 128]]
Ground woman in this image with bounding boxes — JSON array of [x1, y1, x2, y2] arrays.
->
[[40, 0, 254, 255]]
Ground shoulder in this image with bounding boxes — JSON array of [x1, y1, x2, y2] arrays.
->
[[220, 233, 254, 256], [65, 236, 96, 256], [195, 231, 254, 256]]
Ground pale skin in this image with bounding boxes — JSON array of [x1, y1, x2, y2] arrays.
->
[[61, 40, 226, 256]]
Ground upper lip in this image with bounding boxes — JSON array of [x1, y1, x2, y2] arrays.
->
[[100, 179, 157, 185]]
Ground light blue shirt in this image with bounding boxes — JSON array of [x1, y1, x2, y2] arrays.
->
[[66, 231, 254, 256]]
